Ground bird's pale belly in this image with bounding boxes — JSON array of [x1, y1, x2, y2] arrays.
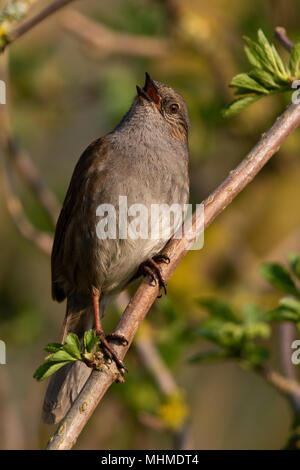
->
[[91, 187, 189, 294]]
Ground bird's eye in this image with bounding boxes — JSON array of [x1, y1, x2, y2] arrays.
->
[[169, 103, 179, 114]]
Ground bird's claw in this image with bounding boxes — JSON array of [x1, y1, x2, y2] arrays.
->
[[139, 255, 169, 297], [96, 331, 128, 376]]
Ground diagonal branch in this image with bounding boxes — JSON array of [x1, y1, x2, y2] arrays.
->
[[259, 365, 300, 400], [59, 9, 170, 58], [0, 0, 77, 52], [47, 98, 300, 450], [6, 137, 60, 226], [2, 150, 54, 255]]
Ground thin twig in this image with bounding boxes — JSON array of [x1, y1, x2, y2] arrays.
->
[[117, 292, 177, 396], [117, 292, 192, 449], [2, 150, 53, 255], [275, 26, 294, 52], [7, 138, 60, 226], [0, 52, 53, 255], [1, 0, 77, 52], [47, 98, 300, 450], [59, 9, 170, 58], [259, 365, 300, 400]]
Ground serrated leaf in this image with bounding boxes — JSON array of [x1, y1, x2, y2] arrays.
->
[[244, 35, 274, 74], [249, 69, 281, 89], [289, 43, 300, 76], [84, 329, 98, 353], [288, 253, 300, 280], [230, 73, 269, 94], [222, 96, 260, 118], [271, 44, 289, 77], [45, 349, 78, 362], [260, 263, 299, 297], [64, 333, 82, 360], [44, 342, 63, 353], [244, 45, 263, 69], [257, 29, 278, 73], [33, 361, 70, 381], [244, 36, 266, 67], [196, 298, 237, 322]]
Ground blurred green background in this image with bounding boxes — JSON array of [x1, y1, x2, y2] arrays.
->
[[0, 0, 300, 450]]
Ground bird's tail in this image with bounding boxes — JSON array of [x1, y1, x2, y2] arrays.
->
[[42, 293, 94, 425]]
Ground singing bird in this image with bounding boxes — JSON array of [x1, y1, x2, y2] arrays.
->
[[43, 73, 190, 424]]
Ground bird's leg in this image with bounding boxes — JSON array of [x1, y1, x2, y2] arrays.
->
[[139, 254, 170, 296], [92, 286, 128, 374]]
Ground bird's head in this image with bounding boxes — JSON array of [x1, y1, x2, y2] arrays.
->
[[136, 73, 190, 142]]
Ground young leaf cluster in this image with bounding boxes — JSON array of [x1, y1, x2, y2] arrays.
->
[[223, 29, 300, 117], [260, 253, 300, 327], [192, 253, 300, 369], [33, 330, 100, 381], [191, 298, 270, 368]]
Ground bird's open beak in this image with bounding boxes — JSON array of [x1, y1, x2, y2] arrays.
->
[[136, 72, 160, 107]]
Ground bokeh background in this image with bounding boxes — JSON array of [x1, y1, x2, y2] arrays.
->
[[0, 0, 300, 450]]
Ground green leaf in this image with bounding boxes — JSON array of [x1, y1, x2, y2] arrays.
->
[[84, 330, 98, 353], [244, 45, 263, 69], [260, 263, 299, 297], [230, 73, 269, 94], [224, 29, 294, 117], [288, 253, 300, 280], [289, 43, 300, 76], [189, 350, 231, 363], [64, 333, 82, 360], [266, 307, 300, 323], [249, 69, 281, 89], [279, 296, 300, 314], [257, 29, 281, 75], [244, 35, 274, 75], [45, 349, 78, 363], [44, 342, 63, 353], [33, 361, 70, 381], [196, 298, 237, 322], [266, 296, 300, 322], [243, 36, 266, 67], [271, 43, 289, 78], [222, 96, 260, 118]]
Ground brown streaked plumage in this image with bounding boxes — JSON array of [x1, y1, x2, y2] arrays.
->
[[43, 73, 190, 424]]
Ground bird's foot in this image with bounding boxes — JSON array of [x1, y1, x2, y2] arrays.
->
[[139, 254, 170, 297], [96, 331, 128, 377]]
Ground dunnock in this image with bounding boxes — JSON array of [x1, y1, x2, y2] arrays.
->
[[43, 73, 190, 424]]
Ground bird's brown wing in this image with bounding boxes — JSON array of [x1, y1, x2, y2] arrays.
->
[[51, 137, 109, 301]]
